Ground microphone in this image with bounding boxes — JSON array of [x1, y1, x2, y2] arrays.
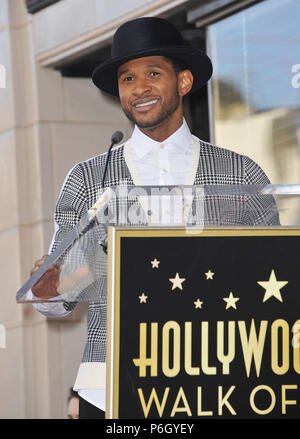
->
[[101, 130, 124, 187], [111, 130, 124, 145]]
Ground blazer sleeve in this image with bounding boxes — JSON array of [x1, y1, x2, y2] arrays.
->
[[243, 156, 280, 226], [51, 163, 88, 251]]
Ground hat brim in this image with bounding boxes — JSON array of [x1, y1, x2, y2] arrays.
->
[[92, 46, 213, 96]]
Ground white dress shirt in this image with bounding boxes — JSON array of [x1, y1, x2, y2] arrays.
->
[[128, 118, 194, 186], [31, 118, 198, 412]]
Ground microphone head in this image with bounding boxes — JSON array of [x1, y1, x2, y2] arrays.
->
[[111, 130, 124, 145]]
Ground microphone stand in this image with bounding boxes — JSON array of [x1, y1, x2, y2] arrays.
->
[[100, 131, 123, 253]]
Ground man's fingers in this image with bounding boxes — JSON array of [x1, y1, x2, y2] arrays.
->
[[34, 254, 48, 266], [31, 255, 48, 274], [30, 256, 60, 277], [54, 259, 64, 269]]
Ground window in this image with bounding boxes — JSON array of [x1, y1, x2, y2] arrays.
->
[[207, 0, 300, 184]]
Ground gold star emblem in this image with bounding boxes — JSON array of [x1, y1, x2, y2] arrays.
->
[[205, 270, 214, 280], [139, 293, 148, 303], [169, 273, 186, 291], [223, 292, 239, 310], [151, 258, 160, 269], [257, 269, 288, 303], [194, 298, 203, 309]]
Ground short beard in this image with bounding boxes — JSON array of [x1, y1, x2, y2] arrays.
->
[[122, 85, 180, 130]]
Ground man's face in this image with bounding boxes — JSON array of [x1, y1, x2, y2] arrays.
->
[[117, 56, 184, 132]]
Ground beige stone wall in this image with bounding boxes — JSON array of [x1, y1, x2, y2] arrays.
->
[[0, 0, 132, 418]]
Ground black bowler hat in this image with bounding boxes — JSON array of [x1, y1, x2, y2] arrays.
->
[[92, 17, 213, 96]]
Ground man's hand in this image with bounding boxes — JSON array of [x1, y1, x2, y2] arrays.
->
[[30, 255, 60, 299]]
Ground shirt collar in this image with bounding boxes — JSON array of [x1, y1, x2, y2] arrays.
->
[[130, 118, 193, 159]]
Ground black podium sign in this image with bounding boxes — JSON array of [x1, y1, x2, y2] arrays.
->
[[106, 228, 300, 419]]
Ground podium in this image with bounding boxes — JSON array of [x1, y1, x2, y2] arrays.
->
[[16, 185, 300, 419]]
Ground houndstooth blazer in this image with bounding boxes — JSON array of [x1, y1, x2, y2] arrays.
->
[[49, 136, 279, 383]]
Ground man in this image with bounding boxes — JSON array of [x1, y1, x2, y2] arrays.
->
[[30, 17, 278, 419]]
